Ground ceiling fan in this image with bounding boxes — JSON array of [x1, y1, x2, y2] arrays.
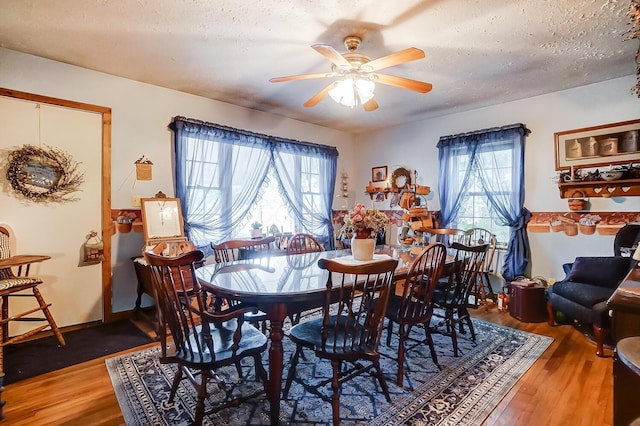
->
[[269, 35, 432, 112]]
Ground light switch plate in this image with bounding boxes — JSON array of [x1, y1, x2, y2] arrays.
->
[[131, 195, 142, 207]]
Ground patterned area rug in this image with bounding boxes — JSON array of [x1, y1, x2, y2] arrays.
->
[[106, 318, 552, 425]]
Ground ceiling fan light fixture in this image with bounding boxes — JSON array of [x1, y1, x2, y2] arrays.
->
[[328, 77, 375, 108]]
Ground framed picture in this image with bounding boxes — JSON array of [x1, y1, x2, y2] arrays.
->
[[372, 166, 388, 182], [554, 119, 640, 170], [141, 197, 186, 245]]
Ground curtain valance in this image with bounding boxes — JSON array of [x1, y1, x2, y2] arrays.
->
[[170, 116, 339, 157]]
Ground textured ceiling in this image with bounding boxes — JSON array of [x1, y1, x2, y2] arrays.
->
[[0, 0, 636, 133]]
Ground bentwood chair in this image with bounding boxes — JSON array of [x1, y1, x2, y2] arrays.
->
[[464, 228, 498, 310], [286, 233, 324, 324], [143, 250, 268, 426], [431, 242, 488, 356], [422, 227, 467, 247], [286, 233, 323, 254], [384, 242, 447, 386], [211, 236, 276, 263], [211, 236, 276, 332], [0, 226, 66, 419], [283, 257, 398, 425]]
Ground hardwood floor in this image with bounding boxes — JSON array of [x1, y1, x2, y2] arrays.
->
[[3, 305, 613, 426]]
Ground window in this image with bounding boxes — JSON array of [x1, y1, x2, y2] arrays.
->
[[437, 124, 530, 281], [171, 116, 338, 249], [252, 168, 295, 236], [450, 146, 512, 244]]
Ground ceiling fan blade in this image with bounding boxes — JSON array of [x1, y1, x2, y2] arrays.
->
[[312, 44, 352, 69], [270, 72, 337, 83], [373, 73, 433, 93], [364, 47, 425, 72], [303, 81, 338, 107], [363, 98, 378, 112]]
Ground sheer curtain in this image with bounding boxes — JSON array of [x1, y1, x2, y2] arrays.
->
[[437, 123, 531, 281], [272, 140, 337, 249], [170, 116, 338, 250]]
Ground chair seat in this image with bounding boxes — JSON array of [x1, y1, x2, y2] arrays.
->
[[289, 315, 376, 358], [164, 321, 267, 367], [549, 281, 615, 308], [0, 277, 41, 292]]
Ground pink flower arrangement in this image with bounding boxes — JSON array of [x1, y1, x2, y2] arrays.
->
[[340, 203, 389, 238]]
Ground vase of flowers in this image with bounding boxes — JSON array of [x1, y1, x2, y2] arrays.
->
[[341, 203, 389, 261]]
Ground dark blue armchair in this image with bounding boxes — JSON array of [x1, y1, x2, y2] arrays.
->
[[546, 224, 640, 357]]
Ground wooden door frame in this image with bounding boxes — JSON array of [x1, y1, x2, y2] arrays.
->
[[0, 88, 115, 322]]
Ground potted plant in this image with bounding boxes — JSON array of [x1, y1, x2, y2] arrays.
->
[[116, 211, 137, 233], [250, 221, 263, 238], [578, 214, 601, 235]]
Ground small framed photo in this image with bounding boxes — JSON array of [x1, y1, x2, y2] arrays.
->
[[372, 166, 388, 182]]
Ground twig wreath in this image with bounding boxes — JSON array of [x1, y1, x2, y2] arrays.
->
[[5, 144, 84, 202]]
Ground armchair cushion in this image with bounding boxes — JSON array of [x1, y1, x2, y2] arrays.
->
[[550, 281, 617, 308], [565, 256, 632, 289]]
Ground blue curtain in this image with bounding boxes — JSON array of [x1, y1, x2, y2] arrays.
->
[[437, 123, 531, 281], [170, 116, 338, 250], [272, 140, 337, 249]]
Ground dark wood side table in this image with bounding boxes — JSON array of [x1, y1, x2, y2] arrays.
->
[[607, 266, 640, 345], [131, 256, 159, 340], [613, 337, 640, 426], [131, 256, 155, 311], [608, 266, 640, 426], [508, 282, 547, 323]]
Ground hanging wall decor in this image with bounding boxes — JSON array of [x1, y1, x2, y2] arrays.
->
[[135, 155, 153, 181], [5, 144, 85, 202], [80, 230, 104, 266]]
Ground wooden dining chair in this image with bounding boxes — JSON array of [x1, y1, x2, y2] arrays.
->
[[211, 236, 276, 332], [464, 227, 498, 310], [286, 233, 323, 254], [422, 227, 467, 246], [143, 250, 268, 426], [286, 233, 324, 325], [211, 235, 276, 263], [431, 242, 488, 356], [384, 242, 447, 386], [283, 257, 398, 426], [0, 226, 66, 419]]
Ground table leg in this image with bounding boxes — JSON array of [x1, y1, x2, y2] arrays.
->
[[266, 304, 287, 425]]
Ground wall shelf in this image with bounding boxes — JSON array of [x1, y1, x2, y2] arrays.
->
[[558, 178, 640, 198]]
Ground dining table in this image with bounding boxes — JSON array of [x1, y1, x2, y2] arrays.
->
[[195, 244, 454, 425]]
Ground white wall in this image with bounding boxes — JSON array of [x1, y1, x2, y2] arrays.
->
[[0, 47, 356, 316], [0, 99, 103, 333], [355, 75, 640, 281]]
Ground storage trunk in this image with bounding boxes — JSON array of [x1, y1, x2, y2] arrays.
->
[[508, 283, 547, 323]]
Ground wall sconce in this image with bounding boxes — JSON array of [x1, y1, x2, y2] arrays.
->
[[341, 171, 349, 197], [336, 171, 349, 198]]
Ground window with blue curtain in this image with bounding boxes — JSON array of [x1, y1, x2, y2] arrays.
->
[[437, 123, 531, 281], [169, 116, 338, 251]]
